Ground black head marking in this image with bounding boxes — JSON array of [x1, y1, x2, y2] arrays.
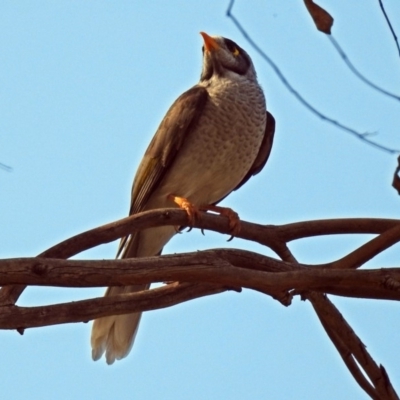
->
[[200, 36, 253, 81], [224, 38, 239, 54], [222, 38, 250, 75]]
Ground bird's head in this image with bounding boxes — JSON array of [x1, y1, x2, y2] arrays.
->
[[199, 32, 257, 82]]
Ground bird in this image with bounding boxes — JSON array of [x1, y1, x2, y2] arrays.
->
[[91, 32, 275, 364]]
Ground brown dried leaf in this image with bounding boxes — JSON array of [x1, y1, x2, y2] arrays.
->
[[392, 155, 400, 195], [304, 0, 334, 34]]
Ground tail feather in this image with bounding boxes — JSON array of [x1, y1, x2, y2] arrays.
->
[[91, 284, 149, 364], [90, 226, 176, 363]]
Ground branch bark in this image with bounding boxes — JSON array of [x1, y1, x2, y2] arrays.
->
[[1, 253, 400, 301], [2, 208, 398, 306], [1, 209, 399, 399], [0, 282, 226, 329]]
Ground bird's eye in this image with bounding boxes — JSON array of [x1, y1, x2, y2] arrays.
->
[[224, 38, 240, 57], [201, 45, 205, 53], [232, 47, 240, 57]]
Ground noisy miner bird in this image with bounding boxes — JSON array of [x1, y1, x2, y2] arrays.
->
[[91, 32, 275, 364]]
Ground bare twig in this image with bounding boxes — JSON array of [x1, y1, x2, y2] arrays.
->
[[0, 162, 12, 172], [329, 35, 400, 101], [378, 0, 400, 59], [226, 0, 399, 154]]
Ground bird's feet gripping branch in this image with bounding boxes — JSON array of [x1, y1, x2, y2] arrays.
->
[[167, 194, 241, 237]]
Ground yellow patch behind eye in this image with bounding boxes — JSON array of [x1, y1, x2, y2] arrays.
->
[[232, 47, 240, 57]]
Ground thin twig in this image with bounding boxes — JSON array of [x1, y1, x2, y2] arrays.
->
[[226, 0, 399, 154], [378, 0, 400, 59], [0, 162, 12, 172], [329, 35, 400, 101]]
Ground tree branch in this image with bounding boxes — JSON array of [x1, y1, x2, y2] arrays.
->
[[1, 253, 400, 301], [0, 162, 12, 172], [225, 0, 399, 154], [378, 0, 400, 60], [328, 223, 400, 270], [1, 210, 399, 306], [328, 35, 400, 102], [0, 282, 226, 330], [309, 292, 399, 400], [1, 210, 399, 398]]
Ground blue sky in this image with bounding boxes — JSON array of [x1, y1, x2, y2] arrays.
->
[[1, 1, 400, 399]]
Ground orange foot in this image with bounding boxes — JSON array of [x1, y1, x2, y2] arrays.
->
[[201, 204, 241, 238], [168, 195, 200, 227]]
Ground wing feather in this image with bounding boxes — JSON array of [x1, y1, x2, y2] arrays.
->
[[117, 86, 209, 257], [129, 86, 208, 214]]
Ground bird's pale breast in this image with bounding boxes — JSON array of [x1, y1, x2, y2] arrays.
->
[[146, 76, 266, 210]]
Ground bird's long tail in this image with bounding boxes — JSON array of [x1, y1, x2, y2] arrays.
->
[[90, 225, 176, 364], [91, 284, 150, 365]]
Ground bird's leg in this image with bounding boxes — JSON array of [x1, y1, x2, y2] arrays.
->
[[200, 204, 241, 237], [167, 195, 241, 238], [167, 194, 200, 227]]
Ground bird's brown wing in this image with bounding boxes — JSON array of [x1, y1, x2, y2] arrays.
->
[[232, 111, 275, 192], [117, 86, 209, 256]]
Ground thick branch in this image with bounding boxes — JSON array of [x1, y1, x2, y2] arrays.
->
[[275, 242, 399, 399], [0, 282, 226, 330], [1, 252, 400, 301], [309, 292, 399, 400], [278, 218, 400, 242], [1, 210, 399, 398], [1, 211, 399, 307], [328, 223, 400, 270]]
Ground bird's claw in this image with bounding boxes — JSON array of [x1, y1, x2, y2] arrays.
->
[[168, 194, 200, 227], [201, 204, 241, 239]]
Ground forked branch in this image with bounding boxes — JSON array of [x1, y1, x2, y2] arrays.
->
[[0, 209, 399, 399]]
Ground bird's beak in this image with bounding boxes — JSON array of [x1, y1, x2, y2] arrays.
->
[[200, 32, 219, 52]]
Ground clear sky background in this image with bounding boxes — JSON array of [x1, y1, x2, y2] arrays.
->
[[1, 1, 400, 399]]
